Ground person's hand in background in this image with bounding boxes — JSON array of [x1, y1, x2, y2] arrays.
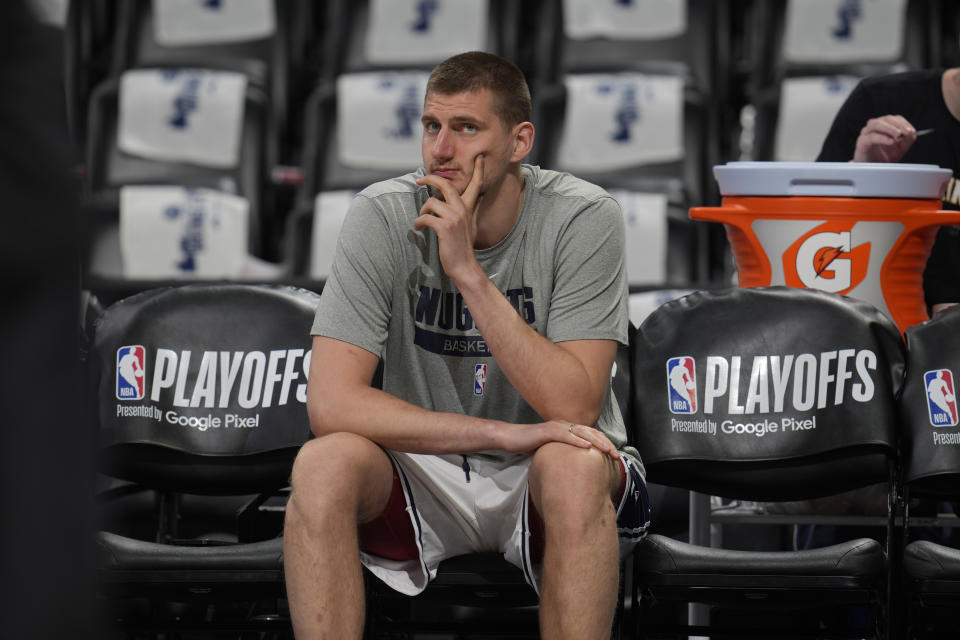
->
[[852, 114, 918, 163]]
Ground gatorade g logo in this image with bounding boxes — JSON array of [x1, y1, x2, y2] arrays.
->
[[783, 222, 870, 294]]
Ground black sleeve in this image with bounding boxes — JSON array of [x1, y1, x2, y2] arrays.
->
[[924, 226, 960, 307], [816, 80, 872, 162]]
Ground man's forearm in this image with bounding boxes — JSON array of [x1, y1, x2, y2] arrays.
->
[[306, 335, 610, 457], [454, 268, 609, 425], [309, 379, 615, 459], [310, 381, 506, 454]]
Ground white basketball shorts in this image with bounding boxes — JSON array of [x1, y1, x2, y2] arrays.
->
[[358, 450, 650, 596]]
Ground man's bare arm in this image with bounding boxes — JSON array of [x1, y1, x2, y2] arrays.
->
[[456, 270, 617, 427], [414, 159, 618, 427], [306, 335, 614, 456]]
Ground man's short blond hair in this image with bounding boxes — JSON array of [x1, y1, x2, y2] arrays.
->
[[426, 51, 532, 129]]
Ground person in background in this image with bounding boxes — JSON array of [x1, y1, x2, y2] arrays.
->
[[282, 51, 649, 639], [817, 66, 960, 314]]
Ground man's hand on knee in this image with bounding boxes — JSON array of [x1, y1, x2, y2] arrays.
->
[[496, 420, 621, 460], [565, 422, 620, 460]]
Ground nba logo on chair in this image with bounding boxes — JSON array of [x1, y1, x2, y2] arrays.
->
[[924, 369, 958, 427], [666, 356, 697, 414], [116, 345, 146, 400]]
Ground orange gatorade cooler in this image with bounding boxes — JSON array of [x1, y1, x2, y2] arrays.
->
[[691, 162, 960, 333]]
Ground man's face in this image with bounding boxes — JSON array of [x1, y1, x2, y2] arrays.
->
[[421, 88, 517, 195]]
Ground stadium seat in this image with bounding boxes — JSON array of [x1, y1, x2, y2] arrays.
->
[[533, 0, 726, 98], [81, 70, 283, 302], [897, 305, 960, 638], [92, 283, 319, 635], [739, 0, 933, 162], [751, 74, 862, 162], [301, 69, 430, 198], [282, 188, 356, 282], [630, 286, 904, 639], [533, 70, 712, 287], [326, 0, 521, 77], [279, 69, 428, 282], [527, 0, 726, 286], [745, 0, 931, 90], [64, 0, 118, 152], [107, 0, 314, 168]]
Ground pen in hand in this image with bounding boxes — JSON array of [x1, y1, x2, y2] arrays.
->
[[895, 127, 933, 140]]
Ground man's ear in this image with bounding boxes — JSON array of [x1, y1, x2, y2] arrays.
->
[[511, 122, 535, 162]]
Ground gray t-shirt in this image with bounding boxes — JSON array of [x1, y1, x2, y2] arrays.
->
[[312, 164, 640, 468]]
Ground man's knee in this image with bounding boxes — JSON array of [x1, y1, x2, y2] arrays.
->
[[289, 432, 393, 521], [529, 442, 618, 521]]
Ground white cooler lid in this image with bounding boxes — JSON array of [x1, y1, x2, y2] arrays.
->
[[714, 161, 951, 199]]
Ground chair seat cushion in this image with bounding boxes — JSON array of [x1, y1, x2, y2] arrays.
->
[[97, 530, 283, 571], [635, 534, 885, 588], [904, 540, 960, 581], [432, 552, 529, 586]]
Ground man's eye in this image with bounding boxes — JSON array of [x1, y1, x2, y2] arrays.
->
[[462, 123, 477, 133], [424, 122, 439, 133]]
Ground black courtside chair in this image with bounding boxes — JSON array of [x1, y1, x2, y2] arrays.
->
[[898, 304, 960, 639], [92, 283, 319, 636], [630, 286, 905, 639]]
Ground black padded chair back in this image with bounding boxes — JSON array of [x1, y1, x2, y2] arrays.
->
[[896, 294, 960, 639], [91, 283, 319, 494], [632, 286, 904, 501], [612, 328, 634, 429], [900, 305, 960, 495]]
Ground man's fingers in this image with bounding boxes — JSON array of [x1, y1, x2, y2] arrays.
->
[[416, 174, 460, 205], [562, 423, 592, 448], [569, 435, 593, 449], [418, 196, 451, 219], [462, 154, 484, 210], [567, 423, 620, 459], [413, 213, 437, 233]]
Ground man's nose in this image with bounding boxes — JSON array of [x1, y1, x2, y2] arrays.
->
[[431, 127, 454, 158]]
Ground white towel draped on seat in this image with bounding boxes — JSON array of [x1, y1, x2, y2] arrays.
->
[[337, 71, 429, 171], [609, 189, 668, 286], [557, 72, 684, 172], [365, 0, 487, 65], [119, 68, 247, 168], [783, 0, 906, 64], [310, 190, 357, 280], [561, 0, 686, 41], [774, 75, 859, 162], [152, 0, 276, 46], [119, 185, 249, 279]]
